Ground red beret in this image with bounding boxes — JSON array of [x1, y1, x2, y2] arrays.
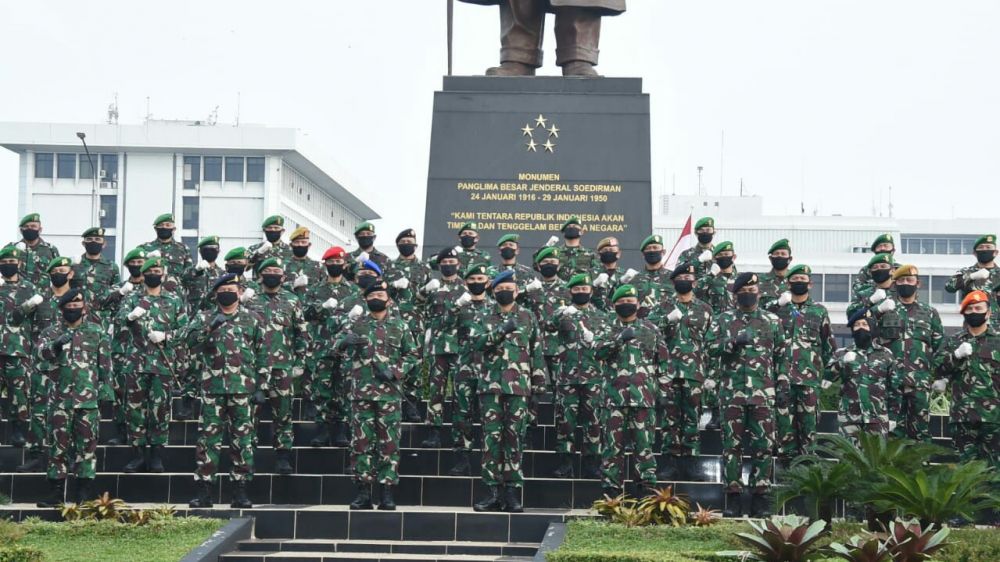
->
[[322, 246, 346, 261], [960, 290, 989, 313]]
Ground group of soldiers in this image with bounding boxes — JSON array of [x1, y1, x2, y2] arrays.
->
[[0, 212, 996, 517]]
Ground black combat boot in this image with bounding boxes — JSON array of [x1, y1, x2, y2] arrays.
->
[[420, 429, 442, 448], [448, 451, 471, 476], [378, 485, 396, 511], [230, 480, 252, 509], [275, 449, 293, 475], [503, 485, 523, 513], [656, 455, 680, 481], [148, 445, 165, 473], [582, 455, 602, 479], [402, 399, 422, 423], [10, 420, 26, 448], [552, 453, 574, 478], [74, 478, 94, 504], [106, 423, 128, 446], [37, 478, 65, 508], [473, 485, 503, 512], [723, 492, 745, 518], [331, 421, 350, 447], [750, 492, 772, 518], [602, 486, 623, 499], [189, 481, 214, 508], [706, 408, 721, 430], [16, 451, 46, 472], [123, 446, 148, 473], [310, 422, 331, 447], [175, 396, 194, 420], [349, 482, 373, 510]]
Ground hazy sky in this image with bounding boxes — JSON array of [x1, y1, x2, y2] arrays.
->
[[2, 0, 998, 237]]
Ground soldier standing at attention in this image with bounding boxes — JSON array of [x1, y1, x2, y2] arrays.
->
[[695, 241, 737, 314], [946, 234, 1000, 301], [142, 213, 193, 287], [284, 227, 324, 295], [557, 216, 596, 281], [676, 217, 716, 277], [72, 227, 119, 304], [630, 234, 674, 316], [0, 244, 43, 448], [525, 247, 569, 423], [852, 233, 895, 296], [824, 309, 893, 440], [455, 222, 493, 271], [495, 233, 538, 296], [248, 215, 294, 267], [758, 239, 792, 311], [182, 236, 224, 313], [590, 237, 623, 312], [707, 273, 786, 518], [350, 222, 391, 274], [11, 213, 60, 287]]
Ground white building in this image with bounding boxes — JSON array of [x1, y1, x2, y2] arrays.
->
[[0, 120, 379, 264], [655, 194, 996, 330]]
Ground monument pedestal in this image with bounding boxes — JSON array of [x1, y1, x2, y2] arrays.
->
[[423, 76, 651, 262]]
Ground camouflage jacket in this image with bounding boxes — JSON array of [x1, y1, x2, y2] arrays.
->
[[706, 307, 787, 405], [185, 307, 270, 395], [456, 299, 493, 377], [181, 262, 225, 312], [0, 277, 39, 357], [302, 279, 360, 363], [13, 239, 60, 287], [339, 313, 418, 401], [141, 239, 193, 279], [589, 265, 623, 312], [558, 245, 596, 281], [757, 270, 787, 310], [249, 288, 308, 372], [115, 290, 189, 377], [530, 279, 572, 357], [873, 299, 944, 387], [457, 247, 492, 272], [554, 305, 613, 386], [677, 244, 713, 278], [383, 256, 432, 323], [38, 319, 111, 410], [848, 283, 898, 319], [473, 303, 547, 396], [936, 328, 1000, 424], [773, 298, 835, 386], [495, 262, 539, 302], [33, 286, 103, 343], [945, 264, 1000, 299], [350, 247, 390, 271], [248, 240, 294, 267], [851, 264, 873, 298], [595, 318, 670, 408], [631, 266, 674, 316], [418, 276, 467, 355], [73, 255, 120, 299], [648, 295, 714, 382], [694, 269, 736, 314], [283, 257, 326, 295], [825, 343, 894, 423]]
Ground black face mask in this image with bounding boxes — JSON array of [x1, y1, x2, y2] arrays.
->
[[769, 257, 790, 271], [155, 227, 173, 241], [356, 235, 375, 249], [262, 274, 283, 288], [852, 329, 872, 349], [871, 269, 892, 284], [398, 243, 416, 257], [226, 264, 245, 275], [0, 264, 18, 278], [326, 264, 344, 277], [615, 303, 638, 318], [494, 290, 515, 305], [540, 264, 559, 278], [292, 246, 309, 258], [976, 250, 995, 264], [440, 264, 459, 278], [217, 291, 239, 307], [50, 273, 69, 288], [366, 298, 387, 312], [357, 275, 377, 289], [467, 282, 487, 296], [143, 274, 162, 288], [644, 251, 662, 265], [790, 281, 810, 296], [264, 231, 282, 243], [736, 292, 758, 309], [499, 247, 517, 261], [62, 309, 83, 323], [965, 312, 988, 328], [896, 284, 917, 298], [715, 257, 734, 269], [599, 251, 618, 265], [84, 242, 104, 256], [200, 248, 219, 262], [571, 292, 592, 305], [697, 233, 713, 245], [673, 280, 693, 294], [459, 235, 476, 249], [563, 227, 581, 240], [127, 265, 142, 278], [21, 229, 40, 242]]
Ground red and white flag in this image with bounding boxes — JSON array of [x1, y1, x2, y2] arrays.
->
[[664, 214, 693, 269]]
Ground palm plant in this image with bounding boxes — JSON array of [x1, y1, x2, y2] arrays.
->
[[773, 458, 854, 527], [868, 461, 999, 527]]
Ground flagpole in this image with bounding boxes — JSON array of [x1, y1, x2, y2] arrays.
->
[[447, 0, 454, 76]]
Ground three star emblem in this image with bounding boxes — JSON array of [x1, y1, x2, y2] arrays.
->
[[521, 114, 559, 154]]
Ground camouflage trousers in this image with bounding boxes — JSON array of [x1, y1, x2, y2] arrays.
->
[[125, 371, 172, 447], [776, 384, 818, 459], [403, 323, 425, 404], [312, 357, 349, 425], [262, 368, 294, 451], [601, 406, 657, 491], [950, 420, 999, 469], [452, 369, 480, 452], [838, 384, 888, 440], [351, 399, 401, 485], [554, 383, 601, 457], [426, 354, 458, 427], [722, 401, 774, 493], [195, 394, 255, 483], [660, 377, 702, 457], [47, 406, 98, 480], [111, 365, 128, 428], [480, 393, 528, 488], [28, 369, 52, 454], [889, 384, 930, 442], [0, 355, 30, 425]]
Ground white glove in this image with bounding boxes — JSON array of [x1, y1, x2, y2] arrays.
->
[[196, 260, 210, 271], [423, 279, 440, 293], [698, 250, 713, 263], [703, 379, 717, 391], [240, 288, 256, 303], [321, 297, 339, 311], [356, 251, 369, 264], [778, 291, 792, 306], [23, 294, 43, 309], [118, 282, 134, 296], [147, 250, 161, 258], [148, 330, 166, 344], [667, 309, 683, 323], [70, 255, 80, 265], [931, 378, 948, 393], [593, 273, 609, 288], [843, 351, 857, 363], [698, 412, 714, 430], [348, 304, 363, 321], [954, 342, 973, 359], [424, 328, 432, 348], [820, 379, 832, 390], [621, 268, 638, 283], [970, 268, 990, 281], [127, 306, 146, 321], [526, 278, 543, 292], [392, 278, 409, 289], [582, 327, 594, 343], [0, 277, 5, 287], [456, 292, 472, 307], [710, 263, 721, 276], [254, 241, 272, 255], [293, 274, 309, 289], [870, 288, 887, 304], [877, 299, 896, 313], [887, 420, 897, 432], [561, 305, 579, 316], [545, 235, 559, 247]]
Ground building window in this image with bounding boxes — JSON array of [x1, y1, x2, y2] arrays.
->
[[183, 196, 200, 229], [79, 154, 97, 179], [57, 153, 76, 178], [181, 236, 199, 262], [929, 275, 955, 304], [183, 156, 201, 190], [100, 195, 117, 229], [246, 157, 264, 182], [204, 156, 222, 181], [225, 157, 244, 182], [824, 274, 849, 302], [102, 235, 116, 262], [100, 154, 118, 182], [811, 275, 824, 302], [34, 153, 54, 178]]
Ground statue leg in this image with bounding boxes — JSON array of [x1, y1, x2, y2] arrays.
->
[[553, 7, 601, 77], [487, 0, 545, 76]]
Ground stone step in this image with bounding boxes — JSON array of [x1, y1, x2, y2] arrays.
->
[[220, 553, 531, 561], [233, 539, 538, 558]]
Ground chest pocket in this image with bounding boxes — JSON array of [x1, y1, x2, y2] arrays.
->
[[747, 317, 773, 348], [879, 310, 902, 339], [797, 313, 821, 342], [979, 337, 1000, 363], [907, 308, 933, 344]]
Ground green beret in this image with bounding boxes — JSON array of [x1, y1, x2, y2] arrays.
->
[[534, 246, 558, 264], [123, 247, 147, 264], [140, 257, 163, 273], [565, 273, 591, 289], [496, 233, 519, 247], [786, 264, 811, 277], [198, 236, 220, 248], [867, 252, 894, 269], [152, 213, 174, 226], [694, 217, 714, 230], [47, 256, 72, 272], [768, 239, 790, 254], [560, 216, 581, 231], [354, 221, 375, 235], [611, 284, 637, 302], [870, 233, 894, 252], [261, 215, 284, 229], [82, 227, 105, 238], [712, 241, 734, 256], [19, 213, 40, 227], [464, 264, 490, 279], [458, 222, 477, 234], [0, 245, 21, 261], [224, 247, 248, 262], [258, 257, 282, 271], [974, 234, 996, 249], [640, 234, 663, 250]]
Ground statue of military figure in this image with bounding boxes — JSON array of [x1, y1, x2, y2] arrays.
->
[[459, 0, 626, 77]]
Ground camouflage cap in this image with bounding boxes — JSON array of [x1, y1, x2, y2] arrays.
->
[[496, 233, 519, 247], [289, 226, 309, 241], [198, 235, 220, 248], [560, 216, 581, 231], [712, 241, 734, 256], [464, 263, 490, 279], [960, 290, 989, 313], [58, 288, 84, 308], [354, 221, 375, 235], [47, 256, 72, 272], [786, 264, 811, 277], [768, 239, 790, 254], [891, 264, 918, 280], [224, 247, 248, 262], [19, 213, 40, 226], [396, 228, 416, 243], [870, 233, 894, 252], [867, 252, 894, 269], [211, 273, 240, 292], [82, 227, 105, 238], [670, 263, 696, 279], [565, 273, 591, 289], [0, 245, 22, 261], [140, 257, 164, 273], [152, 213, 174, 226], [694, 217, 714, 230], [261, 215, 284, 229], [974, 234, 996, 249], [611, 284, 637, 302], [122, 247, 147, 264], [457, 222, 477, 234], [258, 257, 284, 271], [534, 246, 558, 264], [640, 234, 663, 250], [731, 272, 758, 293]]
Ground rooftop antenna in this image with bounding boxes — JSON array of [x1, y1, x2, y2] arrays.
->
[[887, 185, 894, 218], [106, 93, 119, 125], [719, 129, 725, 196], [235, 92, 241, 126], [207, 105, 219, 126], [671, 173, 676, 195], [739, 177, 744, 197], [145, 97, 152, 122], [697, 166, 704, 196]]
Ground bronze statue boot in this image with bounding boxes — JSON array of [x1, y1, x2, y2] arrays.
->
[[486, 61, 536, 76], [562, 61, 599, 77]]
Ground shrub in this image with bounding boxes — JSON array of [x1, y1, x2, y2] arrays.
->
[[80, 493, 128, 522], [0, 520, 25, 547], [727, 515, 827, 562], [868, 462, 999, 526], [0, 546, 44, 562], [690, 503, 722, 527], [637, 486, 690, 527], [774, 457, 854, 526], [881, 518, 950, 562], [826, 535, 893, 562]]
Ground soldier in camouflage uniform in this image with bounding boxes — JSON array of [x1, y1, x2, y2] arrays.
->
[[695, 240, 737, 430], [471, 271, 546, 513], [340, 281, 418, 510], [851, 233, 895, 297], [824, 308, 892, 439], [758, 239, 792, 311], [177, 236, 224, 419], [523, 247, 569, 423], [383, 229, 433, 422], [187, 273, 270, 509], [495, 233, 539, 298], [771, 265, 835, 462], [590, 237, 624, 312], [35, 289, 110, 507], [647, 263, 714, 482], [72, 227, 119, 308], [118, 257, 188, 473], [455, 222, 493, 271], [284, 227, 325, 296], [141, 213, 193, 288], [350, 221, 391, 274], [676, 216, 716, 278], [934, 290, 999, 469], [549, 273, 611, 479], [945, 235, 1000, 309], [0, 244, 42, 448], [631, 234, 674, 317], [706, 272, 786, 518], [247, 215, 294, 267], [249, 257, 308, 474], [993, 279, 1000, 332], [556, 216, 596, 281], [595, 284, 669, 496], [11, 213, 60, 287]]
